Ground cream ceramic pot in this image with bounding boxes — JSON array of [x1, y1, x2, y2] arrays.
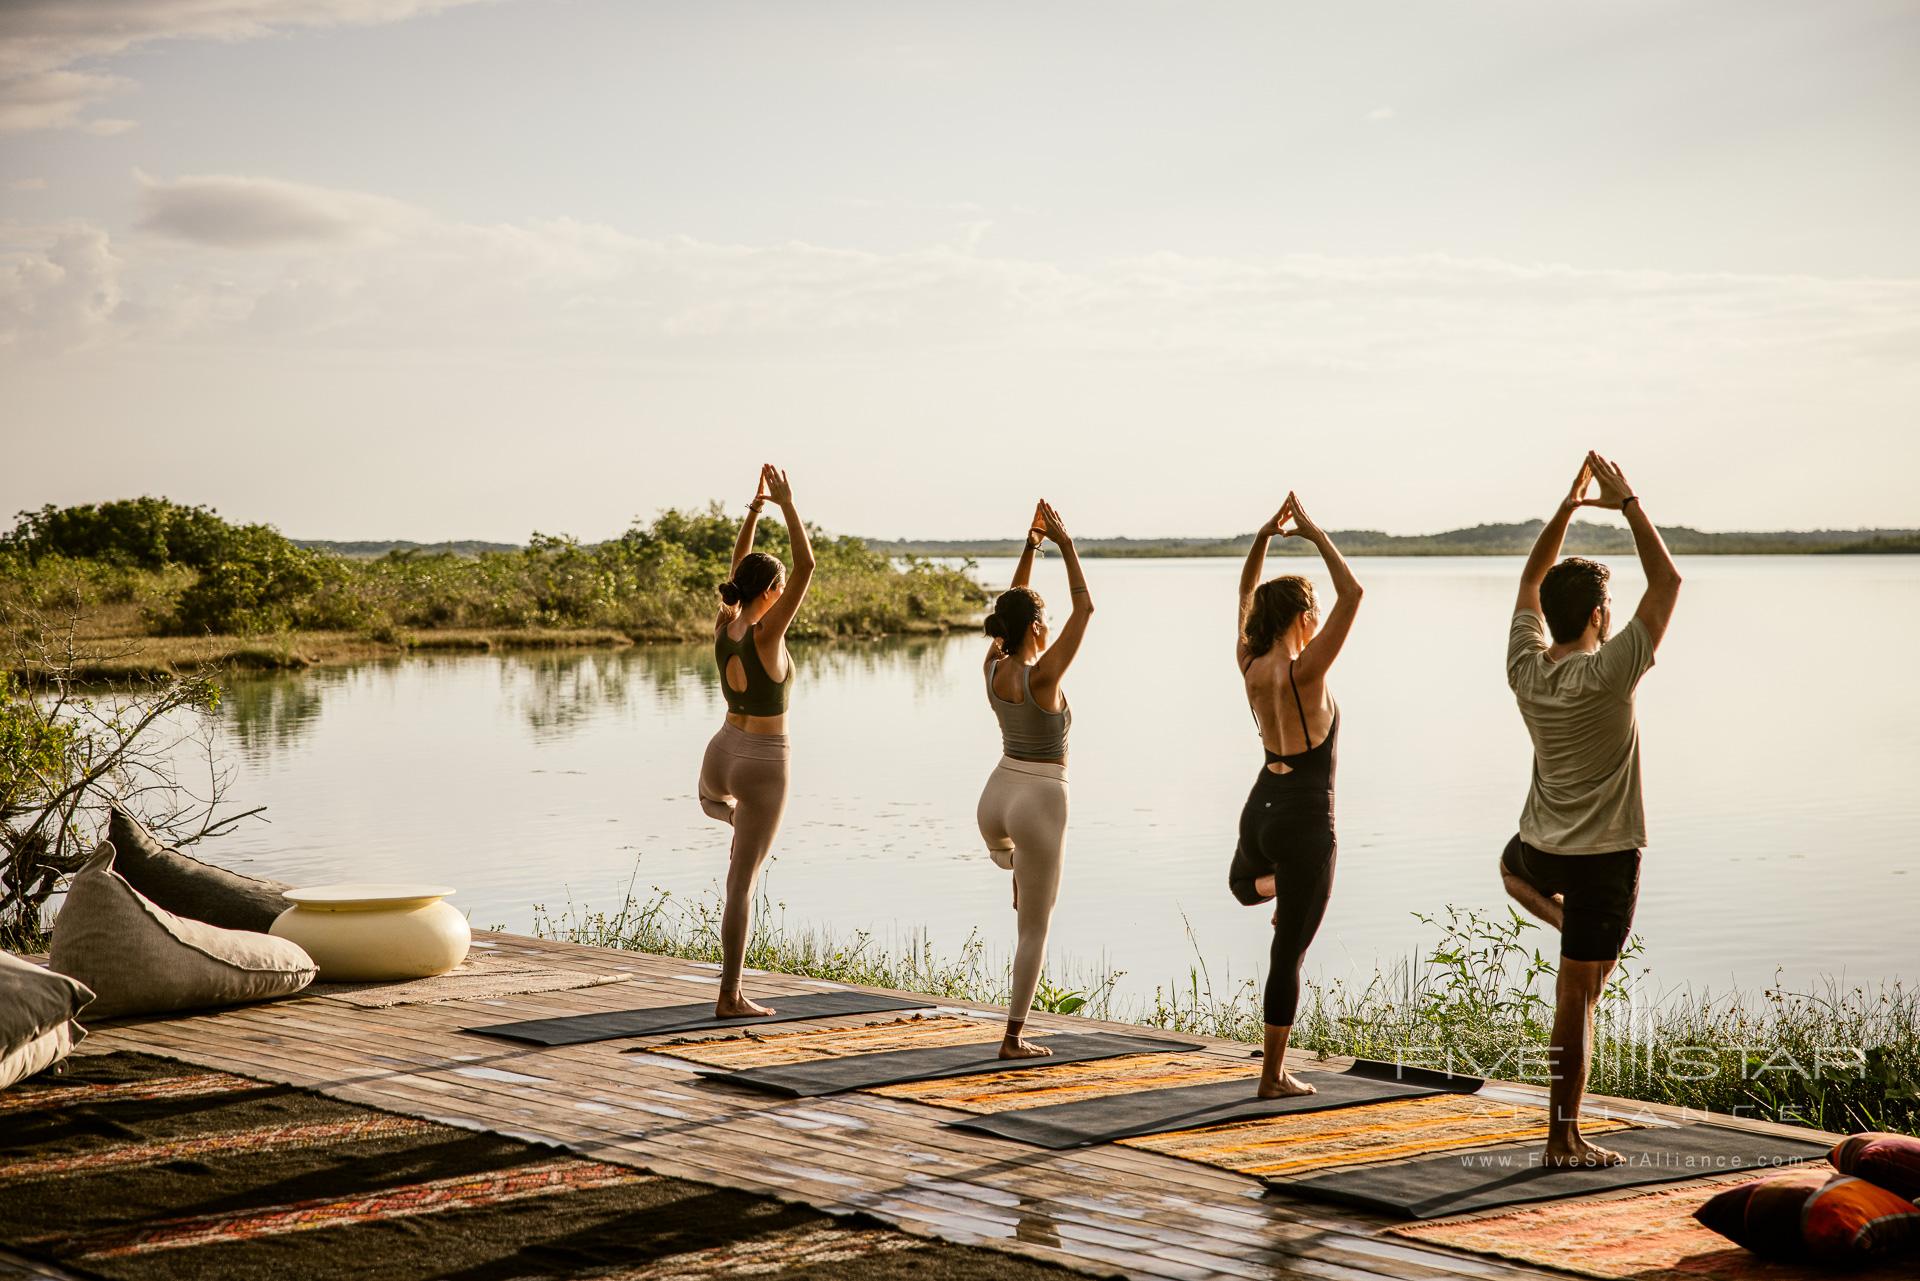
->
[[269, 884, 469, 982]]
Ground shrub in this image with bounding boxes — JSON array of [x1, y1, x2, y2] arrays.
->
[[171, 527, 339, 635], [4, 498, 984, 642], [3, 498, 235, 570]]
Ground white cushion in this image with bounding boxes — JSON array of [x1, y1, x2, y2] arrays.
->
[[0, 949, 93, 1089], [0, 1021, 81, 1091], [49, 842, 316, 1020]]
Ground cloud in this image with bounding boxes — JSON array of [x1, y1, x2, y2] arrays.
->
[[8, 177, 49, 191], [7, 173, 1918, 379], [0, 0, 494, 134], [1366, 106, 1395, 122], [136, 171, 427, 248], [0, 224, 122, 349], [0, 69, 134, 134]]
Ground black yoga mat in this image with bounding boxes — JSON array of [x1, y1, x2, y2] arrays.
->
[[1275, 1122, 1833, 1219], [465, 990, 935, 1046], [945, 1059, 1482, 1150], [705, 1031, 1201, 1098]]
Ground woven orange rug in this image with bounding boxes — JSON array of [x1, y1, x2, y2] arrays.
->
[[653, 1015, 999, 1069], [1391, 1177, 1911, 1280], [872, 1050, 1254, 1112], [1123, 1093, 1639, 1178]]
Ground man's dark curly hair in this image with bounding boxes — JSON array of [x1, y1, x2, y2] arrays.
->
[[1540, 557, 1610, 643]]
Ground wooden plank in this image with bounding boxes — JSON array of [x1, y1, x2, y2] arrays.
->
[[56, 928, 1826, 1281], [111, 1022, 1368, 1281], [101, 960, 1605, 1281], [90, 1037, 1482, 1275]]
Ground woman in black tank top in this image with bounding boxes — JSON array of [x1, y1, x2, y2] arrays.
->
[[697, 465, 814, 1021], [1230, 493, 1363, 1100]]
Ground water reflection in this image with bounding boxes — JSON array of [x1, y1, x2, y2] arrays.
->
[[192, 557, 1920, 1000], [510, 651, 647, 738], [493, 636, 976, 743], [220, 665, 349, 760]]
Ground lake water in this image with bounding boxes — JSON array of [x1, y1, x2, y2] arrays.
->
[[181, 556, 1919, 1006]]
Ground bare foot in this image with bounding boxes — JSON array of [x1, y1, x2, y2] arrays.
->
[[699, 792, 736, 827], [1543, 1135, 1625, 1168], [1544, 893, 1566, 931], [714, 994, 775, 1019], [1000, 1036, 1054, 1060], [1257, 1070, 1318, 1099]]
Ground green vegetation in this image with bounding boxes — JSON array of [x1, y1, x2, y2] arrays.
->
[[1, 498, 984, 671], [1819, 532, 1920, 554], [871, 521, 1920, 559], [1, 610, 229, 950], [537, 892, 1918, 1136]]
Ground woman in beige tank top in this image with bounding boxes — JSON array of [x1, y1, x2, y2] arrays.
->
[[977, 501, 1094, 1059]]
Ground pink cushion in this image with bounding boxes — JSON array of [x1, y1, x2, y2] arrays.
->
[[1831, 1131, 1920, 1201]]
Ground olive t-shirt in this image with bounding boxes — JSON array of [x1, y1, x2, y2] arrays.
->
[[1506, 609, 1656, 854]]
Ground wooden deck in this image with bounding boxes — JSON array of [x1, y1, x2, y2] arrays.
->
[[15, 931, 1837, 1281]]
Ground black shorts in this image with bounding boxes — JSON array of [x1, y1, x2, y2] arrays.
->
[[1500, 835, 1640, 962]]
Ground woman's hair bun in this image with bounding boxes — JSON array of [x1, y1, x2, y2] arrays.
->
[[984, 587, 1041, 653], [718, 581, 742, 606]]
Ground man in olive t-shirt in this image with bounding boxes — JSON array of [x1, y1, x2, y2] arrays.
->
[[1501, 452, 1681, 1169], [1508, 606, 1655, 855]]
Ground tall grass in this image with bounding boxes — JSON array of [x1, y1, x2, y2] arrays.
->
[[535, 891, 1918, 1136]]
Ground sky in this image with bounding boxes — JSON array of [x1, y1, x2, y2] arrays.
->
[[2, 0, 1916, 542]]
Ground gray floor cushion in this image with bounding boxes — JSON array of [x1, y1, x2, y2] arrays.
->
[[49, 842, 316, 1020], [108, 806, 292, 932], [1, 949, 94, 1089]]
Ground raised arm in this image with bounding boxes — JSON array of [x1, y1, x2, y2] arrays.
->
[[754, 465, 815, 640], [1587, 453, 1681, 649], [1030, 501, 1093, 692], [730, 473, 768, 571], [1235, 500, 1292, 666], [987, 511, 1047, 668], [1287, 494, 1364, 685], [1009, 503, 1044, 590], [1515, 458, 1594, 616]]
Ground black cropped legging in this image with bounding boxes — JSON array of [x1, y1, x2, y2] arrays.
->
[[1229, 772, 1337, 1027]]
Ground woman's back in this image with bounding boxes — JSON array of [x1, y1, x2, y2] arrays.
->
[[1242, 649, 1334, 768], [988, 659, 1070, 762]]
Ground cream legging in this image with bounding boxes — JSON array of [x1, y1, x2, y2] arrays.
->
[[976, 756, 1068, 1030], [699, 724, 791, 990]]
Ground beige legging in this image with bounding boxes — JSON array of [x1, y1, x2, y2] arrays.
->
[[976, 756, 1068, 1033], [698, 723, 791, 996]]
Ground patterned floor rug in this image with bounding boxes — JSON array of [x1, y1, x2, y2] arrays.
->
[[654, 1014, 1003, 1068], [0, 1052, 1088, 1281], [656, 1024, 1626, 1189], [1391, 1178, 1912, 1280], [874, 1050, 1259, 1112], [1123, 1093, 1636, 1178]]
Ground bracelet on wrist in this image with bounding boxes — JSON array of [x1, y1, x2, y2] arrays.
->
[[1621, 495, 1641, 509]]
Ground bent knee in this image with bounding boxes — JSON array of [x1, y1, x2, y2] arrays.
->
[[1229, 870, 1273, 907]]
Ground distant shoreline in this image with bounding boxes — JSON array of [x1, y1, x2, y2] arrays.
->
[[300, 523, 1920, 560], [870, 522, 1920, 558]]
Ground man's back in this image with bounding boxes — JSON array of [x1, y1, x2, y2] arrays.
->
[[1507, 610, 1656, 854]]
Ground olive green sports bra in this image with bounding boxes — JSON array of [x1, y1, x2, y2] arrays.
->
[[715, 622, 791, 717]]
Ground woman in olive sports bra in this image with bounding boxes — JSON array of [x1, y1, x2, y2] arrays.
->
[[698, 464, 814, 1019], [978, 500, 1093, 1060], [1230, 493, 1363, 1099]]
